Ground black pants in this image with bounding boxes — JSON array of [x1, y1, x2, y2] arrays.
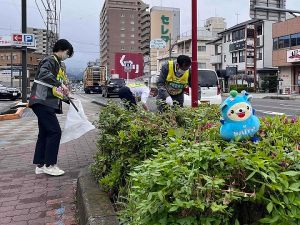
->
[[118, 86, 137, 110], [31, 104, 62, 166]]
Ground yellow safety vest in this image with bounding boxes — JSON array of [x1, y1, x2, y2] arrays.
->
[[165, 61, 189, 95], [127, 83, 145, 88], [52, 55, 68, 99]]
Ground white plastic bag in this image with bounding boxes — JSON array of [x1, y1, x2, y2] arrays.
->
[[60, 99, 95, 144]]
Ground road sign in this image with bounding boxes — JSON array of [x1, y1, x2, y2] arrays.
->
[[124, 62, 132, 73], [12, 33, 35, 47], [150, 38, 167, 49]]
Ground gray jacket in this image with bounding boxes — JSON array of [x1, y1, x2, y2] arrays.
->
[[28, 55, 63, 112]]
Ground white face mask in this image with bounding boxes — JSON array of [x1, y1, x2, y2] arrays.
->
[[61, 51, 69, 61]]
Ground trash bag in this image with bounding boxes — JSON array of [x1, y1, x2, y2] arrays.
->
[[60, 99, 95, 144]]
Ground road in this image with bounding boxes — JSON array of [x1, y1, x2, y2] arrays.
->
[[76, 92, 300, 118]]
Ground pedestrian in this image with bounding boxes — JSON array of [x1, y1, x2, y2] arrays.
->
[[28, 39, 74, 176], [118, 80, 157, 111], [156, 55, 192, 111]]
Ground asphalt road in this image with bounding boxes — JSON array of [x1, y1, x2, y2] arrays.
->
[[77, 92, 300, 118]]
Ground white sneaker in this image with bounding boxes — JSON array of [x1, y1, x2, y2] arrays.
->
[[43, 165, 65, 176], [35, 166, 45, 174]]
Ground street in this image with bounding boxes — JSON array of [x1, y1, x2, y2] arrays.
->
[[76, 92, 300, 118]]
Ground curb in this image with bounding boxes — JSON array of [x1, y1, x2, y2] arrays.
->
[[76, 167, 119, 225], [262, 96, 296, 100], [0, 107, 26, 121], [91, 100, 108, 107]]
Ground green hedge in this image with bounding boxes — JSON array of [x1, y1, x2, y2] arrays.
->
[[229, 84, 254, 93], [92, 103, 300, 225]]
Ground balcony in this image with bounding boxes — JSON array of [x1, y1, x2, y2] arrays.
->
[[210, 55, 222, 64]]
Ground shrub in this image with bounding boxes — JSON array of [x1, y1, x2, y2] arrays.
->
[[92, 103, 300, 224], [119, 116, 300, 225], [91, 102, 220, 199]]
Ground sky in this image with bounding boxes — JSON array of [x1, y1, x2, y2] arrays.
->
[[0, 0, 299, 75]]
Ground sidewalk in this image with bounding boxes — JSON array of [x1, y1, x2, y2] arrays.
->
[[222, 92, 300, 100], [0, 94, 101, 225]]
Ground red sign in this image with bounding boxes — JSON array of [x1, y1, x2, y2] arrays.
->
[[12, 34, 22, 42], [114, 53, 144, 79]]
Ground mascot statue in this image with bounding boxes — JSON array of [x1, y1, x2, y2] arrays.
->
[[220, 90, 260, 141]]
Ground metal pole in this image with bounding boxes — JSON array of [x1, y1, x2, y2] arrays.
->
[[191, 0, 198, 107], [127, 72, 129, 83], [254, 24, 257, 93], [21, 0, 27, 103], [10, 45, 13, 87]]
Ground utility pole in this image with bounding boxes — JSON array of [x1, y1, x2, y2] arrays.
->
[[191, 0, 198, 107], [10, 45, 13, 87], [21, 0, 27, 103]]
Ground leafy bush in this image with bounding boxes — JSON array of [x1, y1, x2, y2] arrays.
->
[[230, 84, 254, 93], [92, 103, 300, 224], [91, 102, 220, 199]]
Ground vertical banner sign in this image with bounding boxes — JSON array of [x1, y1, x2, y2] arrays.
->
[[161, 15, 170, 44]]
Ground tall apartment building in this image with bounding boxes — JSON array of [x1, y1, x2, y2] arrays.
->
[[27, 27, 47, 54], [99, 0, 150, 74]]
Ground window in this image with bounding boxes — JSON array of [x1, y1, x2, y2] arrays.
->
[[224, 55, 226, 63], [130, 46, 135, 50], [227, 34, 231, 42], [273, 38, 278, 50], [291, 34, 297, 47], [130, 14, 134, 18], [120, 27, 125, 31], [291, 33, 300, 47], [198, 46, 206, 52], [278, 35, 290, 48], [232, 52, 238, 63], [130, 41, 135, 44], [131, 28, 135, 32], [121, 20, 125, 24], [130, 34, 135, 38], [239, 51, 245, 62], [256, 25, 262, 36], [130, 21, 134, 25], [6, 55, 9, 60], [120, 33, 125, 37], [12, 55, 17, 60], [223, 36, 226, 43], [257, 48, 263, 60], [121, 14, 125, 17], [121, 46, 125, 51], [198, 63, 206, 69], [120, 40, 125, 44]]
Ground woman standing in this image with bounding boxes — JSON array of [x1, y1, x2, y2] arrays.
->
[[29, 39, 74, 176]]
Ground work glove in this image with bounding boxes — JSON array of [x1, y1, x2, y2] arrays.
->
[[166, 96, 173, 105]]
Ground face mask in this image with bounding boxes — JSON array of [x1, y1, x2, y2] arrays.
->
[[61, 51, 69, 61]]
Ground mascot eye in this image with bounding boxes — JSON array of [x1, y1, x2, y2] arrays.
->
[[247, 106, 250, 110], [230, 110, 234, 114]]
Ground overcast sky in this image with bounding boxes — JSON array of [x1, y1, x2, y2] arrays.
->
[[0, 0, 299, 74]]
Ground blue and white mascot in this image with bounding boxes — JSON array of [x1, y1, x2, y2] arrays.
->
[[220, 90, 260, 141]]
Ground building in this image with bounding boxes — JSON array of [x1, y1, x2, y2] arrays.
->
[[99, 0, 150, 76], [272, 16, 300, 94], [0, 47, 44, 87], [149, 6, 180, 74], [26, 27, 47, 54], [209, 19, 278, 92]]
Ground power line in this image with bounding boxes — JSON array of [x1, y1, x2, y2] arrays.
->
[[35, 0, 47, 28]]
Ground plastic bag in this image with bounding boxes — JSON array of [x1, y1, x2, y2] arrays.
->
[[60, 99, 95, 144]]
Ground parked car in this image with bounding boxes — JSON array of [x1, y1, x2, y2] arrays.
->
[[0, 84, 21, 100], [184, 69, 222, 106], [101, 78, 126, 98]]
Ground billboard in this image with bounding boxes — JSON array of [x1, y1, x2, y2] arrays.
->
[[12, 33, 36, 47], [287, 49, 300, 63], [0, 36, 11, 46], [250, 0, 286, 22], [114, 53, 144, 79]]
